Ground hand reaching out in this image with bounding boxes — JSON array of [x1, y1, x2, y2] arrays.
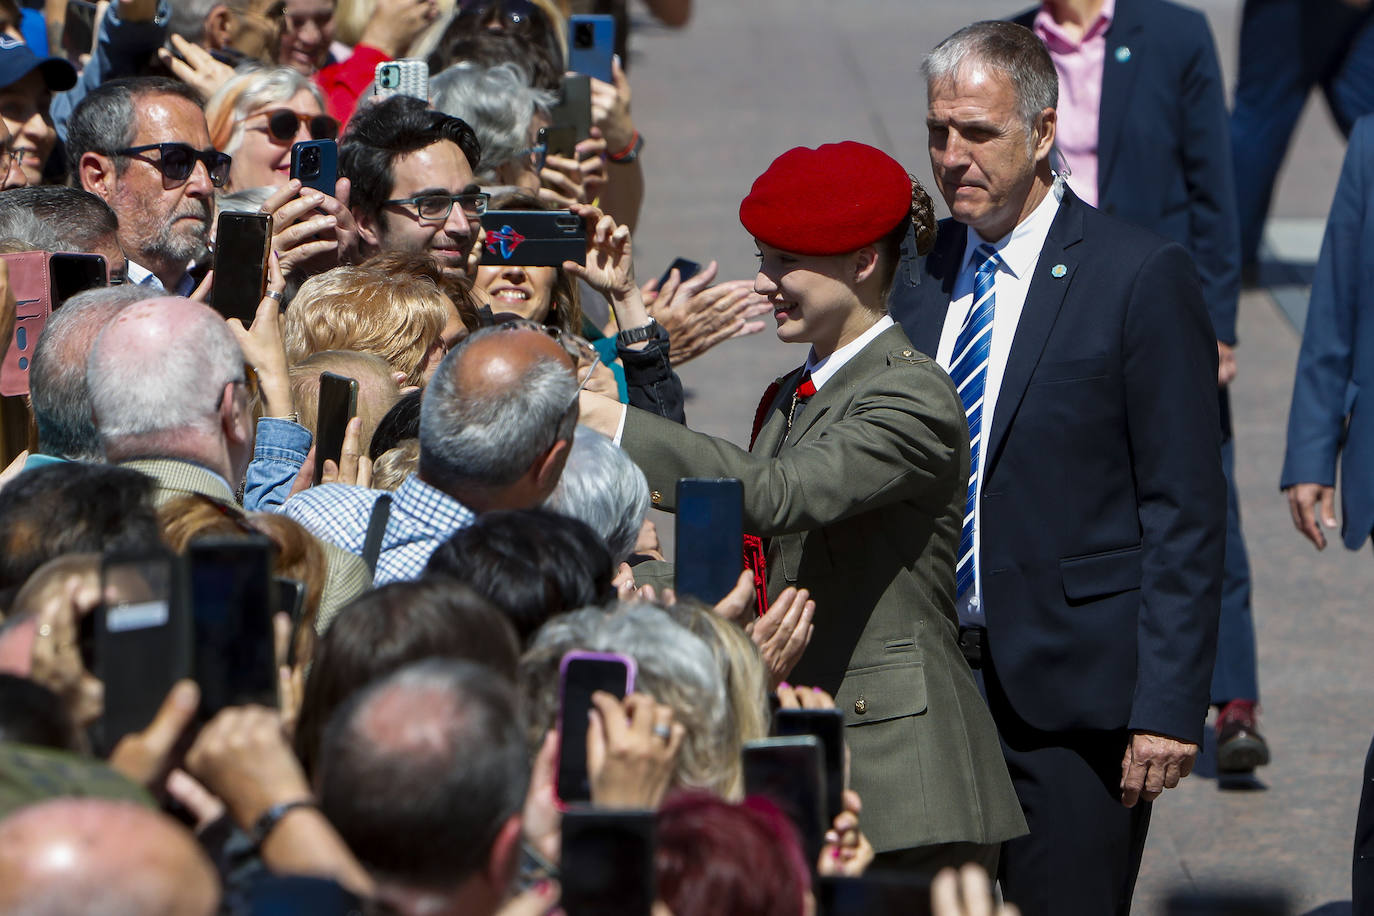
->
[[643, 261, 770, 365], [748, 587, 815, 689], [157, 35, 235, 102]]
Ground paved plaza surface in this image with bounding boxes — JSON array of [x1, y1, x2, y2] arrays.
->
[[621, 1, 1373, 912]]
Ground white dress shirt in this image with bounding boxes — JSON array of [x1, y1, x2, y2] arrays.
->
[[805, 314, 894, 391], [936, 188, 1061, 624]]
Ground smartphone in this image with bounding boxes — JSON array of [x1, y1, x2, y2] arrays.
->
[[742, 735, 827, 868], [674, 478, 744, 605], [374, 59, 429, 100], [275, 576, 307, 666], [90, 548, 191, 755], [290, 139, 337, 196], [774, 707, 846, 823], [549, 74, 592, 142], [314, 371, 359, 484], [656, 258, 701, 292], [557, 650, 636, 804], [187, 537, 277, 718], [1164, 889, 1291, 915], [0, 250, 52, 397], [212, 211, 271, 324], [480, 210, 586, 268], [48, 252, 107, 307], [816, 875, 935, 916], [560, 809, 656, 916], [568, 14, 615, 84], [538, 125, 578, 161]]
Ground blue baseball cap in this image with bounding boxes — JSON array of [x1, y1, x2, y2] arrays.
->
[[0, 35, 76, 92]]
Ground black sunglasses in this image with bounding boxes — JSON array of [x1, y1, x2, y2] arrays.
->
[[254, 108, 339, 144], [117, 142, 232, 189]]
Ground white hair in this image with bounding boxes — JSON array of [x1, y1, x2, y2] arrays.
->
[[544, 426, 649, 564], [429, 63, 556, 182], [86, 300, 245, 442]]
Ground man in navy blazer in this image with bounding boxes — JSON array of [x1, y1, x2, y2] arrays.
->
[[1013, 0, 1268, 774], [1281, 113, 1374, 916], [892, 21, 1225, 914]]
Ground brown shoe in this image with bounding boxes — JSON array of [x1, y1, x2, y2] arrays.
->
[[1216, 699, 1271, 773]]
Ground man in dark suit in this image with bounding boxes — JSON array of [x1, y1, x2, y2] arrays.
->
[[1279, 113, 1374, 916], [1012, 0, 1268, 773], [890, 21, 1225, 914]]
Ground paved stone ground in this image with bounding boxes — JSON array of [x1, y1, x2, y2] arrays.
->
[[622, 1, 1370, 912]]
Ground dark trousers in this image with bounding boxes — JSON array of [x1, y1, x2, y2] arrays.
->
[[1231, 0, 1374, 264], [977, 662, 1152, 916], [1355, 733, 1374, 916], [1211, 434, 1260, 704]]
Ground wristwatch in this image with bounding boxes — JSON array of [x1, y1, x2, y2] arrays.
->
[[250, 799, 316, 849], [617, 320, 659, 346]]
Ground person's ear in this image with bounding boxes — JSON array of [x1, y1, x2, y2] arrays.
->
[[219, 381, 252, 445], [79, 152, 117, 198], [485, 814, 524, 891], [852, 245, 880, 285], [1032, 107, 1057, 165], [205, 4, 236, 49], [354, 206, 382, 249], [532, 434, 572, 495]]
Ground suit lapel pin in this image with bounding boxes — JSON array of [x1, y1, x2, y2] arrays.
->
[[1051, 263, 1068, 278], [1115, 45, 1131, 63]]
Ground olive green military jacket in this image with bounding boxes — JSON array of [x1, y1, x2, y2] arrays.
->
[[620, 323, 1025, 852]]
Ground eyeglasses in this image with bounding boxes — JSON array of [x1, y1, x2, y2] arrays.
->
[[515, 142, 547, 173], [384, 192, 490, 222], [456, 0, 537, 26], [250, 108, 339, 144], [117, 143, 233, 189], [491, 317, 602, 399]]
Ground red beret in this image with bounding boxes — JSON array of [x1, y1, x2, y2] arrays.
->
[[739, 141, 911, 256]]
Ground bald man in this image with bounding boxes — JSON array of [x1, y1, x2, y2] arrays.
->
[[0, 798, 220, 915], [84, 295, 372, 619], [284, 325, 580, 584]]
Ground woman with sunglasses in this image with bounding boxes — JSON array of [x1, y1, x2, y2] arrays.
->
[[206, 67, 338, 192], [573, 142, 1027, 871]]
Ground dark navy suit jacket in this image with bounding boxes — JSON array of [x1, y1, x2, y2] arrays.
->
[[1015, 0, 1241, 344], [1281, 115, 1374, 550], [889, 189, 1225, 744]]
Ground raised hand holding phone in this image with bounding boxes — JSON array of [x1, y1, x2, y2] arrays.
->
[[314, 372, 359, 484], [259, 177, 361, 279], [586, 691, 683, 810], [556, 651, 635, 804], [225, 250, 295, 421]]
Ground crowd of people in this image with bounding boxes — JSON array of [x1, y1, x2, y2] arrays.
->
[[0, 0, 1370, 913]]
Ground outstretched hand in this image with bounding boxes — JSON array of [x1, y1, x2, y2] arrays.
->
[[562, 202, 637, 301]]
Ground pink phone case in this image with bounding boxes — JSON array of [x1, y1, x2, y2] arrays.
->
[[0, 251, 52, 398]]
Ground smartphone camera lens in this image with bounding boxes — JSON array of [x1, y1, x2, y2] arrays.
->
[[574, 22, 593, 48], [300, 147, 320, 178]]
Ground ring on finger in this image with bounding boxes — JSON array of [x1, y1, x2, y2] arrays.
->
[[37, 623, 52, 638], [652, 723, 672, 741]]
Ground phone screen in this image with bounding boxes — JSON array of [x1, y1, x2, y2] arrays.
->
[[314, 371, 359, 483], [212, 211, 271, 324], [550, 74, 592, 141], [188, 537, 276, 718], [94, 549, 189, 754], [674, 478, 744, 605], [742, 736, 827, 868], [557, 653, 634, 804], [774, 707, 846, 822], [48, 253, 107, 307], [560, 810, 656, 916]]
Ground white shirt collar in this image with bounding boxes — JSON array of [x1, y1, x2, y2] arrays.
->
[[805, 314, 894, 391], [959, 183, 1063, 281], [125, 259, 163, 290]]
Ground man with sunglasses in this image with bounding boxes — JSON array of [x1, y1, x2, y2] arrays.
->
[[340, 96, 485, 289], [68, 77, 226, 296]]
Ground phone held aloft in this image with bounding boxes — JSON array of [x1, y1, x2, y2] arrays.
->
[[556, 650, 636, 805], [479, 210, 586, 268], [0, 250, 107, 397], [212, 211, 271, 324]]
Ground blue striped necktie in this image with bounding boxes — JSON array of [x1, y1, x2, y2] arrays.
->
[[950, 243, 1000, 600]]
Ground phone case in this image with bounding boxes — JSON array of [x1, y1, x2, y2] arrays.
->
[[568, 15, 615, 84], [0, 251, 52, 398], [480, 210, 586, 268], [290, 139, 337, 195], [674, 477, 745, 605], [550, 74, 593, 142], [374, 59, 429, 100], [212, 211, 271, 324], [556, 651, 636, 804]]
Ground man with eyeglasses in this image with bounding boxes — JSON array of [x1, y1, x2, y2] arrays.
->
[[340, 96, 486, 289], [68, 77, 226, 296]]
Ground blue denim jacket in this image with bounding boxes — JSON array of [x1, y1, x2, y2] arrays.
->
[[243, 418, 311, 512]]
